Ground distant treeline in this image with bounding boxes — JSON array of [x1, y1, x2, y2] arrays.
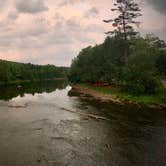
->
[[0, 60, 69, 85], [69, 35, 166, 94]]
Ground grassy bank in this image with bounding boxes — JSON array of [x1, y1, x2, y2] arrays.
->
[[74, 84, 166, 106]]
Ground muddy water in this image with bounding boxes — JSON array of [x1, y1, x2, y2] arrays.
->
[[0, 80, 166, 166]]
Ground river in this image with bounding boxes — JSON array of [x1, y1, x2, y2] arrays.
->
[[0, 80, 166, 166]]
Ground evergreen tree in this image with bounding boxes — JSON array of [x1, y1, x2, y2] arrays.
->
[[103, 0, 142, 40], [103, 0, 142, 64]]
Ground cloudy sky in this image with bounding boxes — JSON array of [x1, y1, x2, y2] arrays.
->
[[0, 0, 165, 66]]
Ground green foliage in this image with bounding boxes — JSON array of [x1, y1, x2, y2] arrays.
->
[[69, 36, 165, 95], [0, 60, 69, 85], [85, 84, 166, 105], [120, 38, 161, 94], [156, 52, 166, 75], [0, 62, 11, 83], [69, 37, 126, 84]]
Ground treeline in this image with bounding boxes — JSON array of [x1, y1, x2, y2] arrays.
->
[[0, 60, 69, 85], [69, 35, 166, 94]]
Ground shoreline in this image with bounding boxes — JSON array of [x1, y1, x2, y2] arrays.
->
[[72, 84, 122, 104], [0, 78, 67, 86], [72, 84, 166, 110]]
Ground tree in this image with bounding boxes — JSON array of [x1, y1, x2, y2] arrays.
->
[[156, 53, 166, 76], [69, 36, 162, 94], [0, 60, 69, 85], [0, 62, 10, 83], [103, 0, 142, 64], [103, 0, 142, 40], [145, 34, 166, 50], [121, 38, 161, 94]]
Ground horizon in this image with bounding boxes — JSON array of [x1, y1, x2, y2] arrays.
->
[[0, 0, 166, 66]]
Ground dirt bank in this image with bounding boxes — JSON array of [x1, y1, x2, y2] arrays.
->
[[72, 85, 166, 110], [72, 85, 123, 104]]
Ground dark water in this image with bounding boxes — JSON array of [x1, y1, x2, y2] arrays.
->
[[0, 80, 166, 166]]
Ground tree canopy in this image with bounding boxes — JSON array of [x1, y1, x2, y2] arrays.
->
[[0, 60, 69, 85], [69, 36, 166, 94]]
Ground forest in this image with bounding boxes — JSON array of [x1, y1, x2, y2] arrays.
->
[[69, 35, 166, 95], [69, 0, 166, 95], [0, 60, 69, 85]]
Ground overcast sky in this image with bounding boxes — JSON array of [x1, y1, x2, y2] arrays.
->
[[0, 0, 165, 66]]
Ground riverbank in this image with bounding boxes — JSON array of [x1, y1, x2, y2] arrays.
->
[[0, 78, 67, 86], [72, 84, 166, 110]]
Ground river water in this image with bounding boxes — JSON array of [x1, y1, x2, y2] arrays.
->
[[0, 80, 166, 166]]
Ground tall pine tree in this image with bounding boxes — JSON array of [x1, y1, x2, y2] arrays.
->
[[103, 0, 142, 40]]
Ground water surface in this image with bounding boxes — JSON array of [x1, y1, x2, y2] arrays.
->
[[0, 80, 166, 166]]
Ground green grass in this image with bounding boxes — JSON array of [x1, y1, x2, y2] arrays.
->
[[83, 84, 166, 105]]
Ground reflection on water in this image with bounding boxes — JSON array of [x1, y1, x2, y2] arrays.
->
[[0, 79, 68, 101], [0, 80, 166, 166]]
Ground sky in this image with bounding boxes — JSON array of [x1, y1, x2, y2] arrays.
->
[[0, 0, 166, 66]]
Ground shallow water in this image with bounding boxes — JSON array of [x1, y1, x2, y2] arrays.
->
[[0, 80, 166, 166]]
